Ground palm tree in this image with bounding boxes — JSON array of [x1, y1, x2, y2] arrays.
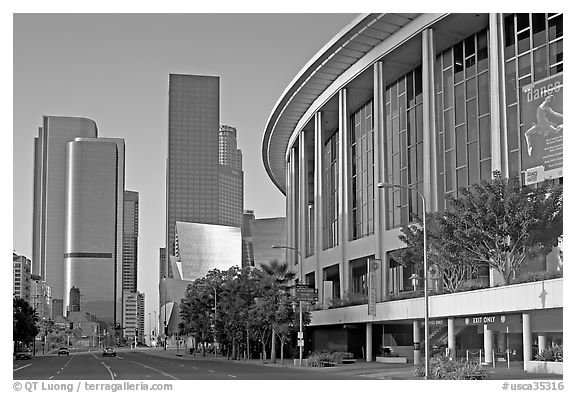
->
[[259, 260, 295, 363]]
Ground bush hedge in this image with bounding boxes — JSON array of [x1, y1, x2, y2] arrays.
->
[[413, 355, 487, 380], [535, 345, 563, 362], [306, 350, 354, 366]]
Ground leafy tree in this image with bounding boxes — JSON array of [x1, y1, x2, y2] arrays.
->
[[444, 172, 562, 284], [13, 298, 39, 351], [258, 260, 296, 363], [179, 275, 217, 356], [393, 213, 480, 293], [394, 172, 563, 289]]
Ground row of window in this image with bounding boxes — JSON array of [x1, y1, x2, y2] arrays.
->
[[290, 13, 563, 250]]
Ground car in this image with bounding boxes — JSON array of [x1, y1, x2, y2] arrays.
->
[[102, 347, 116, 357], [58, 347, 70, 356], [15, 348, 32, 360]]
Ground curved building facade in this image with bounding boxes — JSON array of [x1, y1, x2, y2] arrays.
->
[[262, 13, 563, 371], [64, 137, 125, 325]]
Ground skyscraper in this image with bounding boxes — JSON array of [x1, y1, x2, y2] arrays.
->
[[123, 191, 139, 293], [32, 116, 98, 310], [63, 137, 125, 325], [218, 125, 244, 227], [165, 74, 220, 268]]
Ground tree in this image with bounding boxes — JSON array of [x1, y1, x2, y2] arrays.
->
[[445, 172, 562, 284], [393, 213, 480, 293], [258, 261, 296, 363], [393, 172, 562, 289], [179, 275, 216, 356], [13, 298, 39, 351]]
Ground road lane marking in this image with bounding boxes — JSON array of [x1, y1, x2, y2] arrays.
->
[[131, 361, 178, 380], [48, 376, 54, 380], [228, 375, 237, 378], [13, 364, 32, 372], [192, 366, 198, 370], [208, 370, 215, 373], [116, 356, 124, 360], [100, 361, 115, 380]]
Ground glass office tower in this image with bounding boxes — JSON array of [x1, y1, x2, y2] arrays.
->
[[32, 116, 98, 312], [165, 74, 220, 275]]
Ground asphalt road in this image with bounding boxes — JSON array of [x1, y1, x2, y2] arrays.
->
[[13, 350, 363, 380]]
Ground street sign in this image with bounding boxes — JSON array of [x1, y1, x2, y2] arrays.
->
[[297, 339, 304, 347], [297, 332, 303, 339], [295, 284, 318, 302]]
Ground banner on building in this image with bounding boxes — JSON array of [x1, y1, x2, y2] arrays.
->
[[520, 73, 563, 185], [367, 258, 379, 316]]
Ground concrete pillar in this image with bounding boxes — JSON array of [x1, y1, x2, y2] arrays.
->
[[288, 148, 298, 271], [422, 28, 438, 211], [373, 61, 388, 301], [489, 13, 509, 177], [314, 112, 324, 301], [538, 335, 547, 355], [298, 132, 307, 281], [522, 313, 532, 370], [447, 317, 455, 359], [366, 322, 373, 362], [483, 325, 493, 364], [413, 320, 421, 365], [337, 88, 349, 295]]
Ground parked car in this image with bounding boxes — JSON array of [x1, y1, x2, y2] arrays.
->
[[58, 347, 70, 356], [15, 348, 32, 360], [102, 347, 116, 357]]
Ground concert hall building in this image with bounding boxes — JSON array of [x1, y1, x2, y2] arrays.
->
[[262, 13, 563, 373]]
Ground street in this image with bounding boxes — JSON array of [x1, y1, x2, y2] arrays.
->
[[13, 349, 365, 380]]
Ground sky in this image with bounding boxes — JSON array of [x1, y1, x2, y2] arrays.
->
[[11, 12, 358, 336]]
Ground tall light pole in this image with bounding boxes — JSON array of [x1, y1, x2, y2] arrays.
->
[[153, 310, 157, 347], [213, 286, 217, 358], [272, 244, 304, 367], [377, 182, 429, 379], [162, 275, 167, 350]]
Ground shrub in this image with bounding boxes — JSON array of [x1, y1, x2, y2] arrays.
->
[[306, 351, 334, 367], [413, 355, 487, 380], [306, 350, 354, 366], [535, 345, 563, 362], [510, 270, 563, 285], [332, 351, 354, 363]]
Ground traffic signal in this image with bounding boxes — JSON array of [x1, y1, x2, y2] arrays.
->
[[69, 322, 73, 329]]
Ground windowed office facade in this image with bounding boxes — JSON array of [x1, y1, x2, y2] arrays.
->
[[263, 13, 563, 372]]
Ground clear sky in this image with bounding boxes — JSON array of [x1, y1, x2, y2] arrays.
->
[[12, 13, 358, 333]]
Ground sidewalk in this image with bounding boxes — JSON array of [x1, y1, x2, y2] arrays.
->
[[143, 348, 416, 379], [142, 348, 563, 380]]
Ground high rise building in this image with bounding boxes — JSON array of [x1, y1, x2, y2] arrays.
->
[[32, 116, 98, 308], [13, 253, 31, 302], [218, 125, 244, 227], [123, 191, 139, 293], [63, 137, 125, 325], [161, 74, 245, 333], [165, 74, 220, 265], [122, 291, 145, 343], [30, 275, 52, 321]]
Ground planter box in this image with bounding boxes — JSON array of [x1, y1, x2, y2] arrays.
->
[[526, 361, 563, 375], [376, 356, 407, 364], [342, 359, 357, 364]]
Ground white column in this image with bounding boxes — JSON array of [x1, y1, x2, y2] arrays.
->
[[366, 322, 373, 362], [289, 147, 298, 271], [422, 28, 438, 211], [298, 132, 308, 282], [484, 325, 493, 364], [314, 112, 324, 300], [338, 89, 349, 295], [373, 61, 388, 301], [489, 13, 509, 177], [537, 335, 547, 355], [413, 320, 421, 365], [447, 317, 455, 359], [522, 313, 532, 370]]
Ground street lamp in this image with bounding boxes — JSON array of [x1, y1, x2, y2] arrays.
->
[[271, 244, 304, 367], [377, 182, 429, 379], [162, 275, 167, 350]]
